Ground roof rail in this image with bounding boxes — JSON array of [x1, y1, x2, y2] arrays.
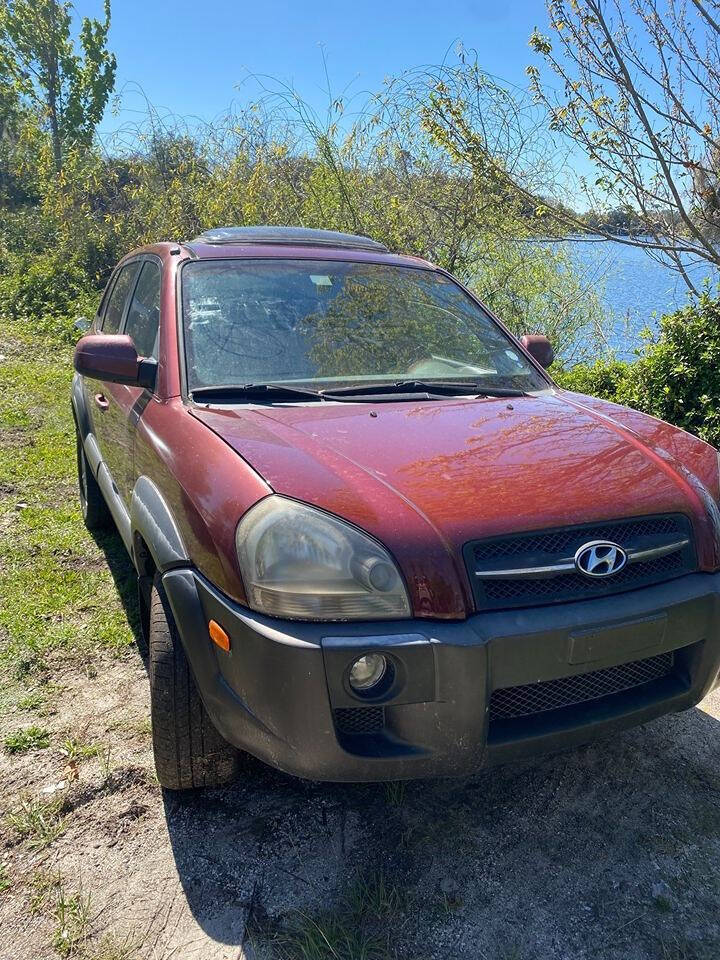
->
[[191, 226, 389, 252]]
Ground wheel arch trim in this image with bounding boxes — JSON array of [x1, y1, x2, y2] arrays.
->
[[130, 476, 189, 574]]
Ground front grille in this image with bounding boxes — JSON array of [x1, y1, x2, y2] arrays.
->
[[484, 551, 684, 603], [466, 514, 695, 610], [473, 516, 679, 562], [489, 651, 675, 721], [333, 707, 385, 734]]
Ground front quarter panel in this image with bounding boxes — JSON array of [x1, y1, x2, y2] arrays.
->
[[133, 397, 271, 603]]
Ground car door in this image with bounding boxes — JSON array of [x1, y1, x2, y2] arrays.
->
[[84, 260, 141, 505], [116, 259, 162, 503]]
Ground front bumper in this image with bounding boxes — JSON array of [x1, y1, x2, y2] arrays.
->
[[162, 568, 720, 782]]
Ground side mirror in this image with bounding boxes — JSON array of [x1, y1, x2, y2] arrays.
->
[[74, 334, 157, 390], [520, 334, 554, 369]]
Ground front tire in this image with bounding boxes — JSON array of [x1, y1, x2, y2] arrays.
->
[[149, 575, 240, 790]]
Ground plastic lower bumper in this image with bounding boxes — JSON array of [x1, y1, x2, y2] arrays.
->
[[161, 568, 720, 782]]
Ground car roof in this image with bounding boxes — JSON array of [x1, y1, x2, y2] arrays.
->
[[123, 227, 436, 271], [190, 226, 389, 252]]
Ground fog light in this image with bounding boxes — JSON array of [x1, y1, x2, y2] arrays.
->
[[348, 653, 388, 693]]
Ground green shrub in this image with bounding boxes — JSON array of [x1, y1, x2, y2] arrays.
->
[[0, 253, 99, 342], [624, 291, 720, 446], [553, 357, 631, 402], [555, 290, 720, 448]]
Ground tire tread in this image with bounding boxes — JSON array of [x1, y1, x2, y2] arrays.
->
[[148, 576, 239, 790]]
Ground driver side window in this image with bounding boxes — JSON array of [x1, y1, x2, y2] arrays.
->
[[124, 261, 161, 359], [102, 263, 140, 334]]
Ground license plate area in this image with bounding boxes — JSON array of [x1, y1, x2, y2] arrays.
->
[[567, 613, 667, 666]]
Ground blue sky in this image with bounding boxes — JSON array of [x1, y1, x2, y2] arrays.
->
[[76, 0, 554, 132]]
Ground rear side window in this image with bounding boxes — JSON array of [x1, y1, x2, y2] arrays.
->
[[124, 262, 161, 358], [102, 262, 139, 334]]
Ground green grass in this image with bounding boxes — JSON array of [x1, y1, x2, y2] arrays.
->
[[254, 867, 407, 960], [52, 885, 92, 958], [26, 870, 138, 959], [345, 868, 409, 919], [654, 894, 673, 913], [83, 933, 139, 960], [0, 323, 136, 706], [0, 862, 11, 893], [5, 793, 67, 850], [3, 724, 50, 753], [15, 689, 49, 711], [60, 735, 105, 762], [267, 912, 388, 960], [383, 781, 406, 807], [28, 869, 63, 915]]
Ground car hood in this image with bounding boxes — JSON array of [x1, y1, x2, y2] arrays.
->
[[191, 391, 720, 616]]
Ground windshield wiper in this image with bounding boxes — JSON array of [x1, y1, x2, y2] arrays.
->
[[395, 379, 527, 397], [190, 382, 327, 402], [190, 380, 528, 404], [190, 382, 422, 404], [322, 380, 527, 398]]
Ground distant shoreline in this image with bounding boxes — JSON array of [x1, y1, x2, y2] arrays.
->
[[523, 233, 653, 244]]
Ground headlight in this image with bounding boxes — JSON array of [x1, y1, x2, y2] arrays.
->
[[235, 496, 411, 621]]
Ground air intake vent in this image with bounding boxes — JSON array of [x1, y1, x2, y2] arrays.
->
[[333, 707, 385, 735], [489, 651, 675, 721]]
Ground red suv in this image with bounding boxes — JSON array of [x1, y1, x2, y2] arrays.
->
[[72, 226, 720, 789]]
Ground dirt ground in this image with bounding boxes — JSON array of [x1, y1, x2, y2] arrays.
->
[[1, 592, 719, 960]]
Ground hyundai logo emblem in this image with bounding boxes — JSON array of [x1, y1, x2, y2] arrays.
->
[[574, 540, 628, 578]]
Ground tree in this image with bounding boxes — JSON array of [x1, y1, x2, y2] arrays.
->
[[0, 72, 25, 202], [527, 0, 720, 291], [0, 0, 116, 173]]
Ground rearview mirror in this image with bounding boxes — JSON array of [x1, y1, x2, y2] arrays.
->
[[520, 334, 554, 369], [74, 334, 157, 389]]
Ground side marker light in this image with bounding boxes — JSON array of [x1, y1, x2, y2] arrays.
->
[[209, 619, 230, 652]]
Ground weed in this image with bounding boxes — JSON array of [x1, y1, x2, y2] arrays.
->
[[269, 911, 388, 960], [84, 933, 139, 960], [346, 868, 408, 919], [654, 894, 673, 913], [4, 724, 50, 753], [13, 655, 48, 681], [130, 716, 152, 738], [0, 861, 11, 893], [657, 935, 704, 960], [52, 884, 91, 958], [16, 689, 46, 711], [97, 742, 113, 780], [29, 869, 62, 914], [383, 781, 406, 807], [5, 794, 67, 849], [60, 735, 103, 763], [257, 866, 406, 960]]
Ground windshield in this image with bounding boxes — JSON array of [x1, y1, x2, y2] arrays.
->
[[181, 259, 548, 394]]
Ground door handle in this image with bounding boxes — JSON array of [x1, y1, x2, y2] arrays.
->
[[94, 393, 109, 411]]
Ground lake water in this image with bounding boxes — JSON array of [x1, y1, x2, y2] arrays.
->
[[558, 237, 718, 360]]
